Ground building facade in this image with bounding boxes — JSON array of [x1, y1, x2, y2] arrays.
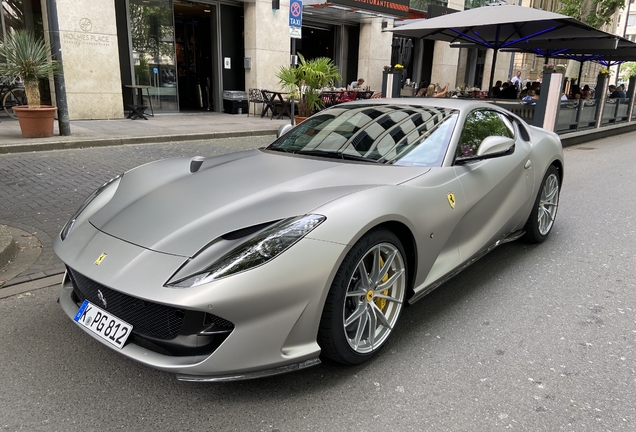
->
[[3, 0, 407, 119], [2, 0, 626, 121]]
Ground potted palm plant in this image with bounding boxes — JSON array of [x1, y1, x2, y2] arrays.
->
[[276, 53, 341, 124], [0, 30, 60, 138]]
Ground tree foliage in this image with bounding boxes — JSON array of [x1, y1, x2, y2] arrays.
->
[[558, 0, 626, 28], [619, 61, 636, 79]]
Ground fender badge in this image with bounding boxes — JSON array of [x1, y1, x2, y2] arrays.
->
[[447, 192, 456, 209], [95, 253, 107, 265]]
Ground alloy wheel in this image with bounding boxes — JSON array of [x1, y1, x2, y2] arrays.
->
[[342, 243, 406, 354]]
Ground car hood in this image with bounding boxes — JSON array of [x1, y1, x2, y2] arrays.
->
[[90, 149, 429, 257]]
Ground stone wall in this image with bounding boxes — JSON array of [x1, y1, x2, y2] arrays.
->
[[50, 0, 124, 119]]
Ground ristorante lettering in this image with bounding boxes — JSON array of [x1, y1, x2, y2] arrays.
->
[[352, 0, 409, 11]]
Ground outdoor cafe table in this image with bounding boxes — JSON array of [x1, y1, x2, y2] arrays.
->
[[124, 84, 154, 120], [261, 90, 291, 119]]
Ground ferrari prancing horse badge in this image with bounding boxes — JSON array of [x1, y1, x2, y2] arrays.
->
[[95, 253, 107, 265], [447, 192, 456, 209]]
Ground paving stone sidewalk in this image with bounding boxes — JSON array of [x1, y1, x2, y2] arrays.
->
[[0, 113, 289, 287], [0, 111, 288, 153]]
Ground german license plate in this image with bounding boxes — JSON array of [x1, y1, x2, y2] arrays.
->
[[74, 300, 132, 349]]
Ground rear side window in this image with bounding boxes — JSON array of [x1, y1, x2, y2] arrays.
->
[[514, 118, 531, 142]]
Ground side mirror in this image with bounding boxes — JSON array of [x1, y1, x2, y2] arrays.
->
[[455, 136, 515, 165], [277, 124, 293, 138], [476, 136, 515, 156]]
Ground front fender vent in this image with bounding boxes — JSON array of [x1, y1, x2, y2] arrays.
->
[[221, 220, 280, 241]]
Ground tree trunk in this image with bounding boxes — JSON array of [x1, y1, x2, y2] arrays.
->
[[24, 81, 41, 108]]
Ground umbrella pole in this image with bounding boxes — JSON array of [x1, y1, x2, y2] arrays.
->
[[488, 26, 500, 98], [577, 61, 583, 86], [488, 49, 498, 97]]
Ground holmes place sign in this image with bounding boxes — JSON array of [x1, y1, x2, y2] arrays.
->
[[61, 17, 112, 48], [330, 0, 409, 17]]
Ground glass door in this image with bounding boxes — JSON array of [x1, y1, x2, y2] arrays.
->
[[128, 0, 178, 112]]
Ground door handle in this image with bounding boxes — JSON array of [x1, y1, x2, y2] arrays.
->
[[524, 159, 532, 169]]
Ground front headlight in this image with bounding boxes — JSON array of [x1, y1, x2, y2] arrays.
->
[[60, 175, 122, 240], [167, 214, 326, 288]]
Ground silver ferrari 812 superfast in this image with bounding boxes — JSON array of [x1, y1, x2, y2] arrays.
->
[[53, 99, 563, 381]]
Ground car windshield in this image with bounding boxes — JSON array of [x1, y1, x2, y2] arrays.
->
[[267, 104, 458, 166]]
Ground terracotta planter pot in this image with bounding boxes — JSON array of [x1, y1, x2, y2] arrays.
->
[[294, 115, 309, 124], [13, 106, 57, 138]]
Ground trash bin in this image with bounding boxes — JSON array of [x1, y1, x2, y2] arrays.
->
[[222, 90, 248, 114]]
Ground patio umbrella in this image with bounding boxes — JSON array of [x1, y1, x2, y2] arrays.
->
[[403, 39, 414, 68], [391, 38, 401, 65], [388, 3, 624, 96]]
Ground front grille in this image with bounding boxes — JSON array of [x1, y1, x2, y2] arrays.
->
[[67, 267, 235, 356], [68, 267, 186, 340]]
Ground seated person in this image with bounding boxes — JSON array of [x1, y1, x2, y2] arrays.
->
[[425, 82, 449, 98], [491, 80, 502, 98], [350, 78, 365, 89], [608, 85, 620, 98], [519, 82, 532, 99], [501, 82, 518, 99], [580, 84, 591, 99]]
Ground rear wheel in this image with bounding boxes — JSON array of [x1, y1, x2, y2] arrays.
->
[[3, 87, 27, 119], [318, 228, 407, 365], [522, 165, 560, 243]]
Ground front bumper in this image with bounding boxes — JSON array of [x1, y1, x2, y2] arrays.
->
[[55, 224, 348, 380]]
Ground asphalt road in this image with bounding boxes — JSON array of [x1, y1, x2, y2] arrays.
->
[[1, 133, 635, 431]]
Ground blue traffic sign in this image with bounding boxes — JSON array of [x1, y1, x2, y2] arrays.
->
[[289, 0, 302, 28]]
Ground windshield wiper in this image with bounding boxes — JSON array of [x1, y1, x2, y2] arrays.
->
[[266, 146, 293, 153], [295, 149, 380, 163]]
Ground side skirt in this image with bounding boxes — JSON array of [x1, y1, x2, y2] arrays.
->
[[408, 229, 525, 305]]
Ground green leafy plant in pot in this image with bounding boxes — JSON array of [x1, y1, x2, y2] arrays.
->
[[276, 53, 340, 123], [0, 30, 60, 138]]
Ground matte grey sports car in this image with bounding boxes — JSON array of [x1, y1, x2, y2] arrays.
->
[[53, 99, 563, 381]]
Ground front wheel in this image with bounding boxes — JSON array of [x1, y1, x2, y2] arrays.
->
[[318, 228, 407, 365], [522, 165, 560, 243], [3, 88, 27, 119]]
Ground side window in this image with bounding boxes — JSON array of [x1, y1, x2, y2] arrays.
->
[[513, 118, 531, 142], [456, 110, 513, 158]]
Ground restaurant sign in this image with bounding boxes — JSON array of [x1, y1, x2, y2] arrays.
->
[[329, 0, 409, 18]]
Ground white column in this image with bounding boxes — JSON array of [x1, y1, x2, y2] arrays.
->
[[53, 0, 124, 119], [358, 18, 393, 92], [244, 0, 290, 92]]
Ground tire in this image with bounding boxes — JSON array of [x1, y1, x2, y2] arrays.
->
[[3, 88, 27, 119], [522, 165, 560, 243], [318, 228, 407, 365]]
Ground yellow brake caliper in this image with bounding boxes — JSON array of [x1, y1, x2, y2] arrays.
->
[[375, 255, 389, 311]]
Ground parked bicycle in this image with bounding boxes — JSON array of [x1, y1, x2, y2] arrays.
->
[[0, 75, 27, 119]]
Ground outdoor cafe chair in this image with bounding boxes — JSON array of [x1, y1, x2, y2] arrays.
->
[[248, 88, 263, 117]]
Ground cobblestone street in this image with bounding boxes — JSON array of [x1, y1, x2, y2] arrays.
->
[[0, 135, 273, 285]]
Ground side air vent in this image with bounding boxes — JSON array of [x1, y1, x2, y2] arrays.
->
[[221, 220, 280, 240]]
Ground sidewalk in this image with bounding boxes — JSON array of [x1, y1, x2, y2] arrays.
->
[[0, 110, 290, 292], [0, 111, 290, 154]]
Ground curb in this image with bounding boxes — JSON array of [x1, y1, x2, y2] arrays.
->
[[0, 274, 63, 299], [0, 225, 17, 269], [0, 128, 280, 154]]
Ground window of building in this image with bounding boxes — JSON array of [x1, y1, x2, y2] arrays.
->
[[627, 14, 636, 27]]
